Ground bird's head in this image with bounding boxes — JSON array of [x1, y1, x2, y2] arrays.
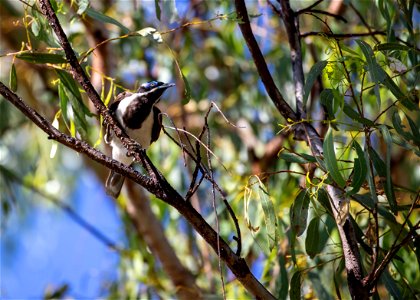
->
[[137, 81, 175, 104]]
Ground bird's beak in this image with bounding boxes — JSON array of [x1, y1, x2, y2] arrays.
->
[[159, 83, 176, 89]]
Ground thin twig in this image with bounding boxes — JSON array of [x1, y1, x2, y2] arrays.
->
[[300, 31, 386, 39]]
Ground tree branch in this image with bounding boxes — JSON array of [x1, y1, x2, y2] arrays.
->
[[278, 0, 306, 117], [234, 0, 297, 122], [234, 1, 368, 299]]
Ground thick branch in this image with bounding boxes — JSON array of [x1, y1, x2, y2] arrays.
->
[[234, 0, 297, 122], [278, 0, 306, 117]]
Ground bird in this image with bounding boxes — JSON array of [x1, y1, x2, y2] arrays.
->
[[104, 80, 175, 198]]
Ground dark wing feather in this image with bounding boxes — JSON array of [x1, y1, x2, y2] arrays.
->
[[151, 106, 162, 144]]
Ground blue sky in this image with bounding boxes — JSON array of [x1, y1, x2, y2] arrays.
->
[[1, 170, 123, 299]]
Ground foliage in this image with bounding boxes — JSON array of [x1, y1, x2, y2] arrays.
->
[[0, 0, 419, 299]]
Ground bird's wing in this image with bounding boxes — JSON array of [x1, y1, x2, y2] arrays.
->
[[150, 106, 162, 144]]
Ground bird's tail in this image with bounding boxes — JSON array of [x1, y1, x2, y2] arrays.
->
[[105, 170, 125, 198]]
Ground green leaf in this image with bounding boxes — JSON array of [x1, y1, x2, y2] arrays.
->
[[357, 40, 417, 110], [58, 82, 71, 132], [381, 270, 402, 299], [303, 60, 327, 107], [155, 0, 161, 21], [16, 52, 67, 64], [181, 71, 192, 105], [278, 152, 315, 164], [305, 217, 321, 258], [392, 111, 415, 143], [86, 8, 130, 34], [289, 271, 302, 300], [343, 103, 374, 126], [323, 128, 346, 188], [290, 189, 310, 237], [320, 89, 335, 119], [406, 114, 420, 144], [368, 147, 386, 177], [9, 64, 17, 92], [347, 141, 367, 195], [56, 70, 90, 135], [317, 188, 333, 216], [257, 181, 278, 251], [308, 272, 333, 300], [31, 18, 40, 37], [305, 216, 333, 259], [275, 255, 289, 300], [379, 125, 398, 214]]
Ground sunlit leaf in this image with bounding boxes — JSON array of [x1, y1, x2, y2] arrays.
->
[[76, 0, 89, 15], [31, 18, 40, 37], [58, 82, 71, 132], [246, 176, 278, 252], [323, 128, 346, 188], [257, 181, 278, 251]]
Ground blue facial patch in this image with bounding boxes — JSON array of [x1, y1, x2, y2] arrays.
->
[[142, 81, 160, 90]]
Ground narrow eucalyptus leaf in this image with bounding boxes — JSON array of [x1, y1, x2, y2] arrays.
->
[[290, 271, 302, 300], [155, 0, 161, 21], [16, 52, 67, 64], [303, 61, 327, 106], [258, 182, 278, 251], [347, 141, 367, 195], [323, 128, 346, 188], [9, 64, 17, 92], [290, 189, 310, 236], [86, 8, 130, 33]]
